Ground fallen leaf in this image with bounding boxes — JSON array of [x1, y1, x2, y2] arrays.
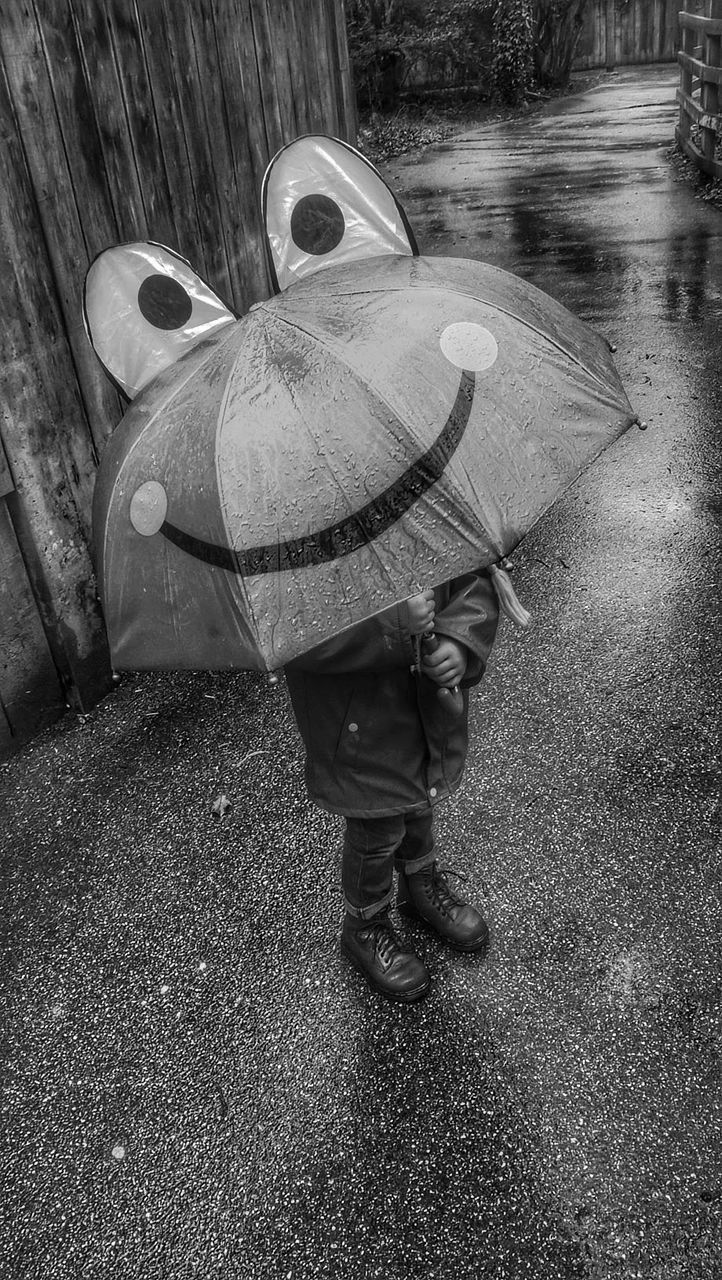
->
[[211, 794, 232, 819]]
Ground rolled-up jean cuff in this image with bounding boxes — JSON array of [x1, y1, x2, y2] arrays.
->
[[396, 851, 437, 875], [344, 888, 394, 921]]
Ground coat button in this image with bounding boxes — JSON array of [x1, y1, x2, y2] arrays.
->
[[429, 787, 437, 798], [348, 722, 358, 733]]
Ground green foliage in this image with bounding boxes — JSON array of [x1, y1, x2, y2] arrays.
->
[[490, 0, 533, 104]]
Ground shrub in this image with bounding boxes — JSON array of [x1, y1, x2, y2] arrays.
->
[[346, 0, 495, 108], [490, 0, 534, 104], [533, 0, 589, 89]]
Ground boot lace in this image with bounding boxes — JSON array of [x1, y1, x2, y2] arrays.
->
[[426, 863, 469, 916], [362, 915, 404, 963]]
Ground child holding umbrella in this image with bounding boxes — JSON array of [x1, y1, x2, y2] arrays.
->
[[285, 571, 499, 1002]]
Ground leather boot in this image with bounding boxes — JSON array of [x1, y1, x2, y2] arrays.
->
[[341, 911, 431, 1002], [397, 862, 489, 952]]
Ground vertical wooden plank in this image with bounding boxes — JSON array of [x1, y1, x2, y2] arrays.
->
[[671, 0, 683, 58], [0, 54, 112, 711], [638, 0, 645, 61], [300, 0, 341, 133], [0, 501, 66, 753], [652, 0, 662, 60], [185, 0, 255, 307], [248, 0, 289, 157], [640, 0, 650, 62], [67, 0, 176, 248], [132, 0, 210, 275], [214, 0, 271, 179], [679, 20, 693, 138], [208, 0, 272, 310], [325, 0, 357, 142], [32, 0, 128, 449], [701, 2, 722, 161], [273, 0, 316, 135], [34, 0, 120, 252], [1, 0, 122, 454], [151, 0, 235, 305], [604, 0, 616, 68]]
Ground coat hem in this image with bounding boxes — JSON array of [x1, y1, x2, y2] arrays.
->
[[305, 778, 461, 820]]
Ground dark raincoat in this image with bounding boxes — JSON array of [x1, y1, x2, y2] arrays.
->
[[284, 572, 499, 818]]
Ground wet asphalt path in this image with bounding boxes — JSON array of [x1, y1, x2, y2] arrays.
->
[[2, 66, 721, 1279]]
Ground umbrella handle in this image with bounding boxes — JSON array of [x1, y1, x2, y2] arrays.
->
[[420, 630, 464, 719]]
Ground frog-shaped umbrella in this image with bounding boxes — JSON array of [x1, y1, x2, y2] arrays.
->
[[85, 135, 636, 674]]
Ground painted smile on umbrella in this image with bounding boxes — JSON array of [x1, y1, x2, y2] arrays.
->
[[128, 323, 499, 577]]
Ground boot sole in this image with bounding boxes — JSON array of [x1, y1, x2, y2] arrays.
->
[[340, 938, 431, 1003], [398, 901, 490, 953]]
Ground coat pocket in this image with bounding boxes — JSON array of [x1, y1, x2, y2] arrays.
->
[[332, 687, 364, 769]]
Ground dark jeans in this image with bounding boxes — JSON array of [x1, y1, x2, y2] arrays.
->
[[343, 808, 435, 921]]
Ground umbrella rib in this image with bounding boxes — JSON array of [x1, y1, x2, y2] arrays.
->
[[102, 324, 241, 591], [250, 308, 359, 573], [212, 335, 269, 634]]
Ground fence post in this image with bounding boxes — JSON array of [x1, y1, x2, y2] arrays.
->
[[701, 0, 722, 163], [605, 0, 616, 70], [679, 11, 693, 141]]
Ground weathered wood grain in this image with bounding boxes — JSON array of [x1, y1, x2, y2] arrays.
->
[[0, 440, 13, 500], [207, 0, 272, 309], [0, 500, 66, 752], [0, 0, 355, 752], [1, 0, 122, 455], [676, 1, 722, 179], [574, 0, 682, 69], [248, 0, 287, 156], [0, 53, 112, 712]]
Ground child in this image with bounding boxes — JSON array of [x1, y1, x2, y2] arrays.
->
[[284, 571, 499, 1002]]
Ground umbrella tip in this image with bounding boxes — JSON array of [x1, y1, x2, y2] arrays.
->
[[267, 671, 280, 688]]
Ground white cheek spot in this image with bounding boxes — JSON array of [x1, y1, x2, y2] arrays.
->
[[130, 480, 168, 536], [440, 322, 498, 372]]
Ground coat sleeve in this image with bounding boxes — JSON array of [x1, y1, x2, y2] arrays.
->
[[433, 571, 499, 687], [285, 599, 417, 674]]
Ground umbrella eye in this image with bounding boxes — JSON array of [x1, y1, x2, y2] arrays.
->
[[137, 274, 193, 330], [83, 242, 236, 401], [130, 481, 168, 537], [440, 322, 499, 373], [262, 135, 418, 292], [290, 194, 345, 256]]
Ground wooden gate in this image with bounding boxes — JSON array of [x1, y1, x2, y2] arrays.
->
[[676, 0, 722, 177], [0, 0, 355, 756]]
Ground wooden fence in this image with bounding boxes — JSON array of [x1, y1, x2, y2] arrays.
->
[[0, 0, 355, 757], [676, 0, 722, 177], [403, 0, 680, 92], [574, 0, 683, 69]]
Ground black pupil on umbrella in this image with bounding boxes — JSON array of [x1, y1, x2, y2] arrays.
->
[[290, 194, 345, 255], [138, 274, 193, 330]]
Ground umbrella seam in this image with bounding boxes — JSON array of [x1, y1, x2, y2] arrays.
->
[[101, 323, 242, 607], [266, 271, 616, 397]]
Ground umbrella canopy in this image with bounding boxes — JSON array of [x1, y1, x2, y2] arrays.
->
[[92, 250, 635, 672]]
